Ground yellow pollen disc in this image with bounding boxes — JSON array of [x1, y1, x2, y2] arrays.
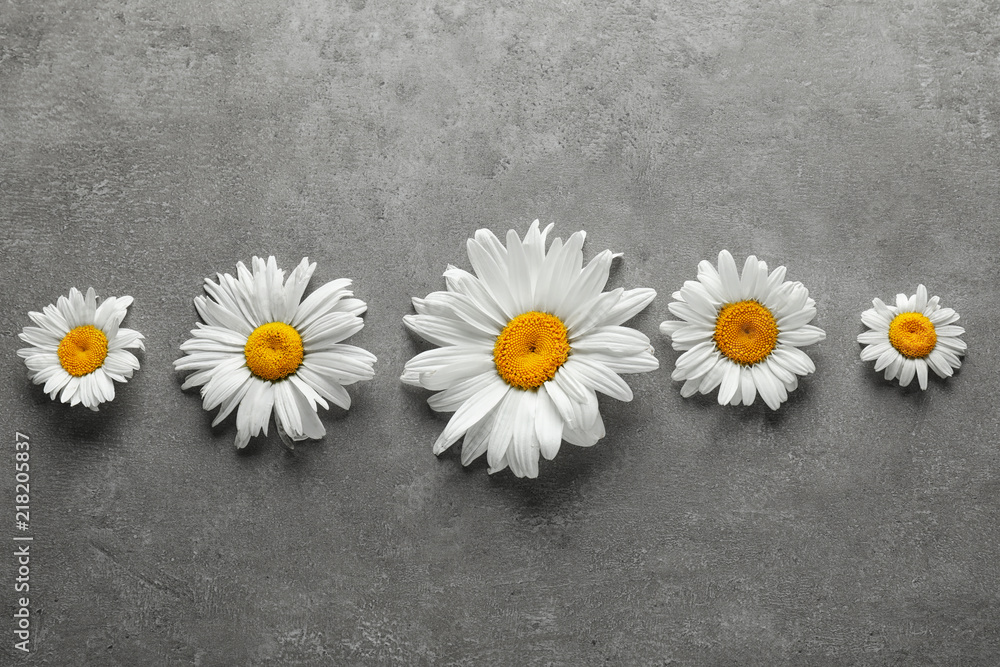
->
[[244, 321, 304, 381], [888, 312, 937, 359], [57, 325, 109, 377], [713, 300, 779, 365], [493, 311, 570, 390]]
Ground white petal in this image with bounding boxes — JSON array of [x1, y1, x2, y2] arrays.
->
[[507, 389, 539, 478], [211, 373, 255, 426], [542, 377, 577, 428], [561, 408, 604, 447], [769, 346, 816, 376], [460, 409, 495, 466], [555, 250, 615, 319], [295, 366, 353, 410], [740, 366, 756, 405], [680, 378, 701, 398], [916, 360, 929, 390], [432, 376, 510, 454], [776, 306, 817, 331], [109, 328, 144, 351], [860, 341, 892, 363], [777, 325, 825, 347], [202, 358, 253, 410], [861, 309, 891, 331], [427, 371, 498, 413], [884, 355, 903, 381], [563, 356, 633, 401], [537, 232, 585, 315], [857, 330, 887, 345], [290, 278, 353, 330], [563, 288, 623, 338], [934, 325, 964, 338], [403, 314, 494, 347], [659, 320, 685, 337], [466, 236, 519, 318], [302, 351, 375, 385], [666, 324, 715, 346], [759, 356, 794, 387], [717, 250, 741, 302], [740, 255, 760, 300], [504, 228, 534, 314], [898, 358, 916, 387], [679, 281, 719, 323], [872, 298, 896, 323], [486, 390, 518, 470], [600, 288, 657, 327], [280, 258, 316, 324], [443, 267, 512, 324], [873, 346, 900, 373], [235, 380, 272, 448], [915, 284, 928, 312], [535, 386, 564, 461], [272, 381, 303, 440], [717, 362, 740, 405], [403, 345, 492, 377], [697, 356, 727, 394], [925, 349, 954, 378], [697, 260, 725, 302], [19, 327, 62, 349], [418, 356, 497, 391], [673, 341, 716, 376], [581, 350, 659, 375], [571, 326, 651, 356], [300, 312, 364, 349], [752, 364, 783, 410]]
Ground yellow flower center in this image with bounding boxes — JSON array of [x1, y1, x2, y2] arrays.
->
[[244, 322, 304, 381], [888, 312, 937, 359], [713, 300, 779, 365], [493, 311, 570, 390], [57, 325, 109, 377]]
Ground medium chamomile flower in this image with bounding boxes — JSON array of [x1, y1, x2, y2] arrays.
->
[[660, 250, 826, 410], [17, 287, 144, 411], [402, 220, 658, 478], [174, 256, 376, 449], [857, 284, 965, 389]]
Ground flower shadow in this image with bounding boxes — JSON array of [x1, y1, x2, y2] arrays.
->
[[678, 379, 808, 428], [855, 341, 961, 402], [42, 395, 117, 446]]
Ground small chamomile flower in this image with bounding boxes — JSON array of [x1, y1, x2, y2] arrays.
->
[[660, 250, 826, 410], [857, 285, 965, 389], [174, 257, 376, 448], [18, 287, 144, 410]]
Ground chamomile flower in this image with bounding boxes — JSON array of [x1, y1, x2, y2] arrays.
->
[[174, 256, 376, 449], [402, 220, 658, 478], [660, 250, 826, 410], [857, 284, 965, 389], [17, 287, 144, 411]]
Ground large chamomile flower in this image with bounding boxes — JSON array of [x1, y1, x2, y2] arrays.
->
[[402, 220, 658, 478], [17, 287, 144, 411], [660, 250, 826, 410], [174, 256, 376, 449], [857, 284, 965, 389]]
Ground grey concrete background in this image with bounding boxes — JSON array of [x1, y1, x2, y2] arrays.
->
[[2, 0, 999, 664]]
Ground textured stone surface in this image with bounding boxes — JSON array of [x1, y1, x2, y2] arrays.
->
[[2, 0, 999, 664]]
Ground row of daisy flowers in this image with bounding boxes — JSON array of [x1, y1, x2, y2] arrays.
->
[[18, 221, 966, 478]]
